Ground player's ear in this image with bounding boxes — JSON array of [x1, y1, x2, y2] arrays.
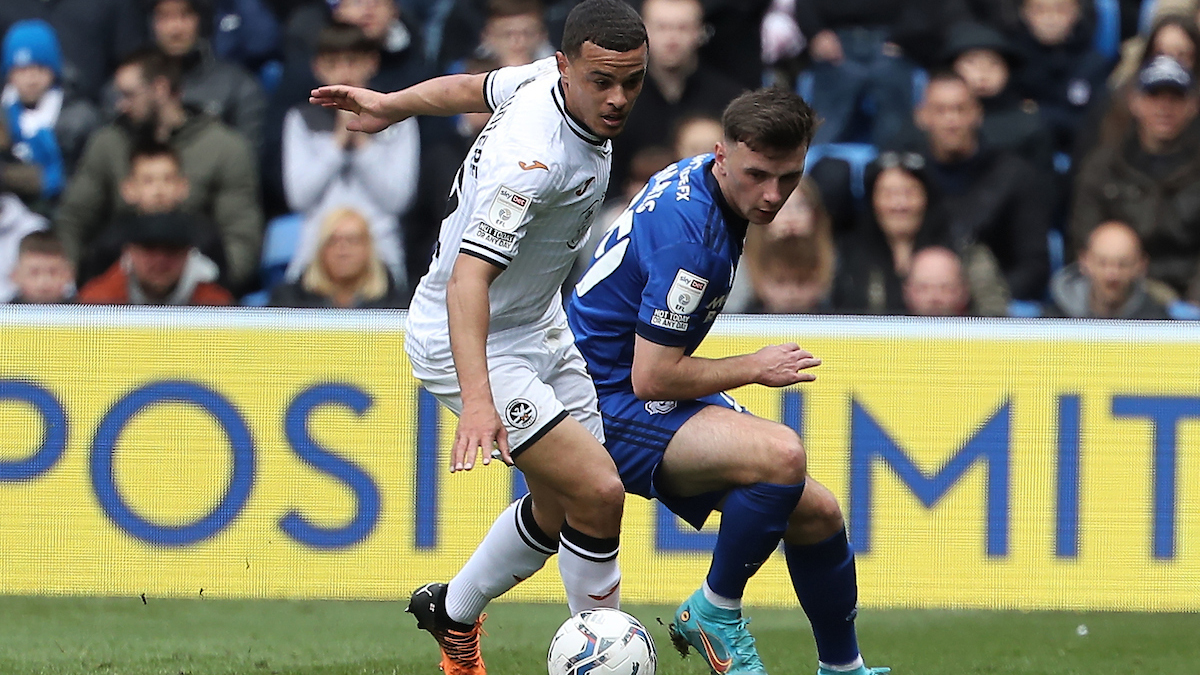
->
[[714, 140, 727, 166], [556, 52, 569, 80]]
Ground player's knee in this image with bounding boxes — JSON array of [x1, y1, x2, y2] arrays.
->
[[764, 430, 807, 485], [792, 489, 844, 536], [565, 473, 624, 524]]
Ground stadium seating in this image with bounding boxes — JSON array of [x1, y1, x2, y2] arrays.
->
[[242, 212, 302, 306], [803, 143, 879, 201]]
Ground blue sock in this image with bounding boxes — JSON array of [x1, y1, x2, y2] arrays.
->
[[784, 528, 860, 666], [705, 481, 805, 600]]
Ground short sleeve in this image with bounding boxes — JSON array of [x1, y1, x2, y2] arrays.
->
[[457, 155, 560, 270], [483, 57, 558, 111], [635, 242, 730, 348]]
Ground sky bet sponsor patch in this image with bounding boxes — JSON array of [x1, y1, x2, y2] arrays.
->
[[488, 185, 531, 232], [667, 269, 708, 314]]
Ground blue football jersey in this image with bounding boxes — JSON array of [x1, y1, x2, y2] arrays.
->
[[567, 154, 748, 391]]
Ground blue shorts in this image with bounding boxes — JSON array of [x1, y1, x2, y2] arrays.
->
[[598, 388, 745, 530]]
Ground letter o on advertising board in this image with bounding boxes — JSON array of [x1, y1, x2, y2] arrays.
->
[[90, 381, 255, 546], [0, 380, 67, 481]]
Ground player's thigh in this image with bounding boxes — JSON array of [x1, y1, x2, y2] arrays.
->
[[543, 343, 605, 445], [515, 414, 622, 507], [412, 349, 576, 455], [659, 405, 808, 498]]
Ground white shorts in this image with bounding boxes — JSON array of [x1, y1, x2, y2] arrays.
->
[[407, 313, 605, 456]]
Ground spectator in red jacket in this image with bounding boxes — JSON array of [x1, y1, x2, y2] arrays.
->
[[78, 211, 233, 305]]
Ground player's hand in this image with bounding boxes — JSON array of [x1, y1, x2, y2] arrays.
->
[[451, 403, 512, 472], [752, 342, 821, 387], [309, 85, 401, 133]]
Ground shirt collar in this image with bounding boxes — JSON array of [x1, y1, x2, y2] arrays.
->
[[705, 158, 749, 243], [552, 81, 605, 146]]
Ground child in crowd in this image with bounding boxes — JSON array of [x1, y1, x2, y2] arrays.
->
[[944, 22, 1054, 172], [1011, 0, 1112, 156], [8, 230, 74, 304], [77, 142, 226, 286], [1, 20, 66, 204]]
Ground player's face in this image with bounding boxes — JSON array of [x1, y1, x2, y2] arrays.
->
[[713, 140, 807, 225], [558, 42, 648, 139]]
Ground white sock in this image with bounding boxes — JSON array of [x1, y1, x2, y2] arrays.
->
[[819, 655, 864, 672], [702, 580, 742, 611], [445, 495, 556, 624], [558, 523, 621, 614]]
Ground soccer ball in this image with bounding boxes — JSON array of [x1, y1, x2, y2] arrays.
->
[[547, 608, 657, 675]]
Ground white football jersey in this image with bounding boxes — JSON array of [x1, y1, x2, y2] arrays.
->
[[406, 57, 610, 359]]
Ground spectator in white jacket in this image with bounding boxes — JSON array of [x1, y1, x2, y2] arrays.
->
[[0, 191, 48, 301], [282, 22, 419, 287]]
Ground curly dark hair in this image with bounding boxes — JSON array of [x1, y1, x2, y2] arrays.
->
[[561, 0, 647, 58]]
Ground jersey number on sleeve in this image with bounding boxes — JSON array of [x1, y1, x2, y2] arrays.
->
[[574, 209, 633, 297]]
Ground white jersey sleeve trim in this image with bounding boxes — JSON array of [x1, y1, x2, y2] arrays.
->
[[484, 56, 558, 111]]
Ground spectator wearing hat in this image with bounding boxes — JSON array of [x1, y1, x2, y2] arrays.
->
[[943, 21, 1054, 172], [150, 0, 267, 150], [75, 142, 228, 287], [1, 20, 68, 205], [0, 0, 145, 106], [1009, 0, 1111, 159], [1047, 220, 1172, 319], [78, 211, 233, 305], [1071, 56, 1200, 303], [56, 47, 262, 293]]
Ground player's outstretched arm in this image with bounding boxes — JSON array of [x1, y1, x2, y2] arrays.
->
[[310, 73, 489, 133], [446, 253, 511, 472], [630, 337, 821, 401]]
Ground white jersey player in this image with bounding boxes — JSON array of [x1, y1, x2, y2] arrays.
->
[[310, 2, 647, 673], [405, 55, 610, 357]]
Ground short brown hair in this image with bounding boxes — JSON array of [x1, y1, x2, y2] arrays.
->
[[18, 231, 66, 259], [117, 47, 184, 95], [315, 22, 379, 57], [129, 140, 181, 171], [722, 88, 816, 153]]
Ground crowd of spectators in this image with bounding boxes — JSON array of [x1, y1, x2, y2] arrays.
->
[[0, 0, 1196, 320]]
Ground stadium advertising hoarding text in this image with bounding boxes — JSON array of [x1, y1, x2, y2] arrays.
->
[[0, 309, 1197, 610]]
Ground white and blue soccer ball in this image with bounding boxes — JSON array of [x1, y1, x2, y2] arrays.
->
[[547, 608, 657, 675]]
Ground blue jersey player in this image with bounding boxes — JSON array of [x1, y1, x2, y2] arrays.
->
[[567, 89, 888, 675]]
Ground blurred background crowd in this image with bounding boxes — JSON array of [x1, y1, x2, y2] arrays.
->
[[1, 0, 1198, 319]]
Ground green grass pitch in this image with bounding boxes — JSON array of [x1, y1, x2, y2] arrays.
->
[[0, 596, 1195, 674]]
